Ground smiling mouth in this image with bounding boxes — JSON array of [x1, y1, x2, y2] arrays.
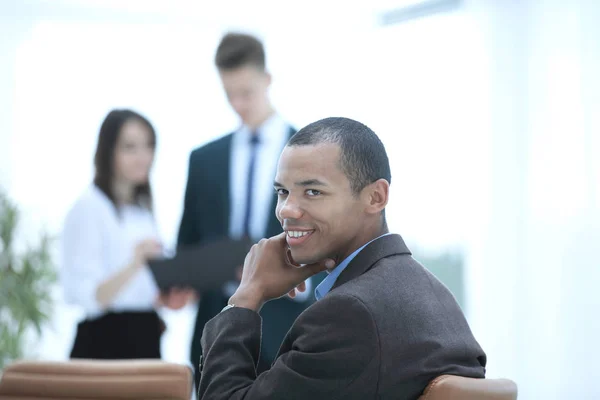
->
[[285, 230, 315, 246]]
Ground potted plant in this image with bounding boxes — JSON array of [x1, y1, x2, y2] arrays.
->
[[0, 189, 56, 370]]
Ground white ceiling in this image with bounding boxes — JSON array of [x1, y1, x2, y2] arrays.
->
[[3, 0, 434, 21]]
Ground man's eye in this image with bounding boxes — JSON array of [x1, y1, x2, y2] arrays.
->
[[306, 189, 321, 196], [276, 188, 288, 196]]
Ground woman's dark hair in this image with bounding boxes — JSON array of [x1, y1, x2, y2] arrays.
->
[[93, 109, 156, 211]]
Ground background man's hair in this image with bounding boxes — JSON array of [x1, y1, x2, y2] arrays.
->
[[215, 32, 266, 71], [287, 117, 392, 195]]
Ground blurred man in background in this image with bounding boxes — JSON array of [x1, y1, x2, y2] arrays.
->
[[177, 32, 323, 387]]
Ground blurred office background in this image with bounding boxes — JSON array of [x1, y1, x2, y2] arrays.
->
[[0, 0, 598, 398]]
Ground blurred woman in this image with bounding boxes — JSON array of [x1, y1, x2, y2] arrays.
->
[[61, 109, 191, 359]]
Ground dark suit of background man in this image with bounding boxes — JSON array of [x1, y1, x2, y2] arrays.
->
[[177, 32, 323, 387], [198, 117, 487, 399]]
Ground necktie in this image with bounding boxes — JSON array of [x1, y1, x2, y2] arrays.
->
[[242, 133, 260, 238]]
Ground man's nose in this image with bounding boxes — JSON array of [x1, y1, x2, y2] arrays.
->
[[278, 196, 303, 220]]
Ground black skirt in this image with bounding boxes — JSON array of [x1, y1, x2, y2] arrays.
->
[[70, 310, 164, 359]]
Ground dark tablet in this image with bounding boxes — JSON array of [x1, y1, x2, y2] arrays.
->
[[147, 237, 255, 292]]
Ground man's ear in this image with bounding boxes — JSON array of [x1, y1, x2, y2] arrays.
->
[[363, 179, 389, 215]]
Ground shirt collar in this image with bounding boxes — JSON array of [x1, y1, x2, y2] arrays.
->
[[237, 113, 286, 144], [314, 232, 393, 300]]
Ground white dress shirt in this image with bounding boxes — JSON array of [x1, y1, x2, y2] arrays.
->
[[61, 185, 160, 319], [226, 113, 311, 301]]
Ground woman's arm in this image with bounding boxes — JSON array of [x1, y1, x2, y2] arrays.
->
[[94, 260, 140, 307], [95, 238, 161, 307]]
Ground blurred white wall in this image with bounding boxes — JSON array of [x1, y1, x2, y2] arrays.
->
[[465, 0, 600, 398], [0, 0, 598, 398]]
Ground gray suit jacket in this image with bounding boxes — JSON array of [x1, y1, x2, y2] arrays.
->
[[199, 234, 486, 399]]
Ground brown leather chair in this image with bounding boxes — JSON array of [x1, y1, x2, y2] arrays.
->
[[419, 375, 518, 400], [0, 359, 193, 399]]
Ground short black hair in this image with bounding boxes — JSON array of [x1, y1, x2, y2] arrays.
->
[[215, 32, 266, 71], [287, 117, 391, 195]]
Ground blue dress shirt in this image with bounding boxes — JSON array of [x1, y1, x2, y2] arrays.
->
[[314, 233, 392, 300]]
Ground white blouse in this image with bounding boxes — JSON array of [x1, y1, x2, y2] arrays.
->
[[61, 185, 160, 320]]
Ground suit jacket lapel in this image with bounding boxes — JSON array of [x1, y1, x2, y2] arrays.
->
[[331, 234, 412, 291], [218, 134, 233, 233]]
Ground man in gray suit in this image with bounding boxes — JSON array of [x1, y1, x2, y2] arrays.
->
[[198, 117, 487, 399]]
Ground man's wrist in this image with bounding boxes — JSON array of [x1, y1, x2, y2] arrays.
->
[[229, 288, 264, 312]]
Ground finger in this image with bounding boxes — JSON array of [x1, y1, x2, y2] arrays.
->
[[274, 232, 291, 250], [285, 247, 301, 267], [296, 281, 306, 292], [288, 289, 296, 298], [275, 231, 287, 241]]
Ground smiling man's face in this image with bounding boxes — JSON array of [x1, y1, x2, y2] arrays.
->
[[274, 143, 369, 266]]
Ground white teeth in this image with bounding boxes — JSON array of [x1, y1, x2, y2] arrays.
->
[[288, 231, 310, 238]]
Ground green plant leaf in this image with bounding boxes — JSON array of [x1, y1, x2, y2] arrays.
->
[[0, 188, 56, 369]]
